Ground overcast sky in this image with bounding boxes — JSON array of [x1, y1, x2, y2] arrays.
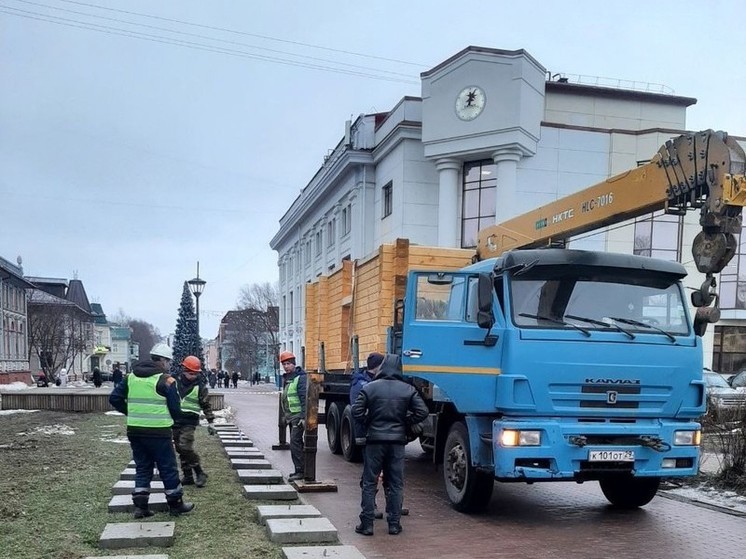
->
[[2, 0, 745, 339]]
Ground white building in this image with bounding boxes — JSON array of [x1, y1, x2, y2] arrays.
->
[[0, 255, 33, 383], [270, 46, 746, 373]]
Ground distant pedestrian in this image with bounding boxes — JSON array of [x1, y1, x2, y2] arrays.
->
[[231, 371, 239, 389], [109, 343, 194, 518], [92, 367, 102, 388], [223, 371, 230, 389], [279, 351, 307, 481], [208, 370, 217, 389], [58, 368, 68, 388], [352, 353, 428, 536], [172, 355, 216, 487], [112, 364, 123, 386]]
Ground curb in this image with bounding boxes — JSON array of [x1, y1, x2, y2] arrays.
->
[[658, 490, 746, 517]]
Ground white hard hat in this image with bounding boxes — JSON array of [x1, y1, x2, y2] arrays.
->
[[150, 343, 173, 360]]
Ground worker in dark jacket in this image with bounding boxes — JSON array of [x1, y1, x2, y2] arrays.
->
[[109, 343, 194, 518], [352, 353, 428, 536], [279, 350, 307, 481], [349, 352, 383, 445], [173, 355, 216, 487]]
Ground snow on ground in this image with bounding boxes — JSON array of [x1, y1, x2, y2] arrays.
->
[[105, 411, 124, 416], [0, 382, 34, 391], [663, 484, 746, 514], [0, 409, 39, 415], [207, 406, 235, 425], [21, 425, 76, 436], [100, 435, 129, 444]]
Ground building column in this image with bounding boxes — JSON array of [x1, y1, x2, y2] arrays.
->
[[436, 158, 461, 247], [492, 149, 523, 224]]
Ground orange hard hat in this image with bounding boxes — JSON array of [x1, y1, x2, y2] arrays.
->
[[182, 355, 201, 372], [279, 351, 296, 364]]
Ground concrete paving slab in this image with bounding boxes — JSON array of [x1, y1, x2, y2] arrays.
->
[[224, 445, 260, 453], [86, 555, 170, 559], [236, 469, 284, 484], [108, 493, 169, 513], [213, 425, 238, 431], [219, 439, 253, 446], [112, 480, 165, 495], [226, 449, 264, 459], [120, 468, 160, 481], [257, 504, 322, 525], [266, 517, 338, 544], [99, 522, 175, 549], [243, 484, 297, 500], [230, 458, 272, 470], [282, 546, 366, 559]]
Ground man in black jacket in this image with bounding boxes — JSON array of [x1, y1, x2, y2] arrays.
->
[[352, 353, 428, 536], [109, 343, 194, 518]]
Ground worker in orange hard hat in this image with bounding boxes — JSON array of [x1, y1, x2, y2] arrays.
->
[[172, 355, 216, 487], [279, 350, 307, 481]]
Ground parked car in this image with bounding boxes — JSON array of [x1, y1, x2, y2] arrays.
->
[[704, 369, 746, 422], [728, 370, 746, 390]]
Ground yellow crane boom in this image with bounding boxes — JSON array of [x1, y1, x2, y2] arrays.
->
[[476, 130, 746, 326]]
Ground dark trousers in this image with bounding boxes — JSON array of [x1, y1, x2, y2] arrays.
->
[[360, 443, 405, 526], [289, 417, 304, 473], [129, 434, 182, 497], [172, 425, 200, 473]]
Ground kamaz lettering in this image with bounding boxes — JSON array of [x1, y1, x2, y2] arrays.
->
[[580, 192, 614, 213], [585, 378, 640, 385]]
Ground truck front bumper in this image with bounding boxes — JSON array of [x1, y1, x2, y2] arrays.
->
[[492, 418, 700, 480]]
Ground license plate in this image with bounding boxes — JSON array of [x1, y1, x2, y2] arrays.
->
[[589, 450, 635, 462]]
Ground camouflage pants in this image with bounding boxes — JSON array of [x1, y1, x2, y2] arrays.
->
[[172, 425, 201, 473]]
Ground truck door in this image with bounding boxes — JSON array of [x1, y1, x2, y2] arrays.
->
[[401, 271, 505, 413]]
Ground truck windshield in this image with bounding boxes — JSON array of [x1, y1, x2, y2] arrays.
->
[[510, 269, 689, 336]]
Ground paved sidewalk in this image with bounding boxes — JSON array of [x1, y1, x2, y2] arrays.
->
[[225, 385, 746, 559]]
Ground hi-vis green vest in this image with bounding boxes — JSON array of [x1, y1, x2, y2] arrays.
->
[[286, 376, 301, 414], [181, 385, 200, 416], [127, 374, 173, 428]]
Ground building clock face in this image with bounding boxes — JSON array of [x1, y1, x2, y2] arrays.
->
[[455, 86, 486, 121]]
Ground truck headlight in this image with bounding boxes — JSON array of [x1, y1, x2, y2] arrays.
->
[[673, 430, 701, 446], [500, 430, 541, 447]]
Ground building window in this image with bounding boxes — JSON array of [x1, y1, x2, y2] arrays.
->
[[289, 291, 294, 324], [633, 210, 682, 261], [461, 160, 496, 248], [719, 226, 746, 310], [712, 325, 746, 374], [315, 230, 322, 256], [281, 295, 286, 327], [341, 204, 352, 236], [327, 219, 336, 247], [382, 181, 393, 218], [305, 240, 312, 265]]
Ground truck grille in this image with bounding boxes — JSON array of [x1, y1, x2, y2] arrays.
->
[[579, 384, 640, 409]]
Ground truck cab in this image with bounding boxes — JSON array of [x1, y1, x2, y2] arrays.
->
[[399, 248, 705, 511]]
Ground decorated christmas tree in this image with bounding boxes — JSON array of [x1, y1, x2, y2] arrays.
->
[[171, 281, 204, 374]]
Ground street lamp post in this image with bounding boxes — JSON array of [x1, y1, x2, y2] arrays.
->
[[187, 261, 206, 343]]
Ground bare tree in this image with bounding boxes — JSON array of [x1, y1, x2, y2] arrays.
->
[[237, 281, 280, 355], [128, 319, 162, 359], [27, 292, 93, 381]]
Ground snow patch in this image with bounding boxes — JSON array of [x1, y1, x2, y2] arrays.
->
[[105, 411, 124, 416], [0, 409, 39, 415], [0, 382, 34, 391], [17, 424, 76, 436], [101, 436, 129, 444], [665, 485, 746, 514]]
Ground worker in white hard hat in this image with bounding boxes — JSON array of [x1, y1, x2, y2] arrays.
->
[[109, 343, 194, 518]]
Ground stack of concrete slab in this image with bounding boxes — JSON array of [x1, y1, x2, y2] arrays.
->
[[98, 522, 175, 549]]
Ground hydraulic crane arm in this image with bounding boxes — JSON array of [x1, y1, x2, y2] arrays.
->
[[476, 130, 746, 324]]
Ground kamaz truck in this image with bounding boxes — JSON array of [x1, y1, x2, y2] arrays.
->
[[317, 130, 746, 511]]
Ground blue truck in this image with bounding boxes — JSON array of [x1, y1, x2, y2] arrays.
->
[[320, 130, 746, 511]]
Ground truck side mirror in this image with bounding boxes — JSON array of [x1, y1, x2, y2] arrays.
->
[[477, 274, 495, 330]]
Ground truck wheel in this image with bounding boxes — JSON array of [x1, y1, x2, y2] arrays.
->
[[443, 421, 493, 512], [341, 405, 363, 462], [326, 402, 342, 455], [599, 476, 660, 508]]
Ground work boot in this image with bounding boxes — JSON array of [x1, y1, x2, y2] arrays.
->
[[132, 492, 154, 519], [194, 467, 208, 488], [181, 468, 195, 485], [288, 471, 304, 481], [354, 522, 374, 536], [388, 523, 402, 535], [166, 495, 194, 516]]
